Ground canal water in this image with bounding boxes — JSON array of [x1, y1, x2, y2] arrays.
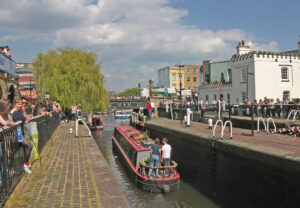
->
[[92, 114, 220, 208]]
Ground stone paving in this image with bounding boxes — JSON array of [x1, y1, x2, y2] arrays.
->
[[148, 117, 300, 154], [4, 122, 129, 208]]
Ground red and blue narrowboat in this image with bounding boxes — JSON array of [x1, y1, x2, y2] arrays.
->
[[112, 125, 180, 193], [89, 116, 104, 130]]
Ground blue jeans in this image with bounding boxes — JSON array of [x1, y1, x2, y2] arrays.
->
[[148, 110, 152, 120], [148, 154, 159, 177]]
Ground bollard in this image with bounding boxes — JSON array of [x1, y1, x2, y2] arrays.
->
[[208, 119, 213, 129], [186, 108, 192, 127]]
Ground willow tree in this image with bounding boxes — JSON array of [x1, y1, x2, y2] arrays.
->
[[33, 48, 109, 111]]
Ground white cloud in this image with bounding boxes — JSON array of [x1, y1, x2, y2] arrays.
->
[[0, 0, 279, 91]]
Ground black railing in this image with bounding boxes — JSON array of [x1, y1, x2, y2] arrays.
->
[[0, 113, 60, 206]]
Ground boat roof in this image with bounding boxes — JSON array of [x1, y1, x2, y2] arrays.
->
[[115, 125, 151, 152]]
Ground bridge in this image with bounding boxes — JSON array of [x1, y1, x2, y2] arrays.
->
[[109, 99, 147, 109]]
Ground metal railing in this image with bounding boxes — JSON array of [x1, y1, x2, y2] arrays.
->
[[0, 113, 60, 206]]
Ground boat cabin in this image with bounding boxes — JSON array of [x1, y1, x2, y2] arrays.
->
[[114, 125, 153, 168]]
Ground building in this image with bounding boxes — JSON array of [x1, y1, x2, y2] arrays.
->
[[0, 49, 18, 102], [16, 63, 37, 99], [158, 65, 185, 90], [157, 65, 200, 90], [197, 41, 300, 104], [183, 65, 200, 90], [206, 60, 231, 84]]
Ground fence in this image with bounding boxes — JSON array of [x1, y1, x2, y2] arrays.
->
[[0, 113, 60, 206]]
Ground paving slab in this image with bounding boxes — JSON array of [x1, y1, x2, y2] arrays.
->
[[4, 122, 129, 208]]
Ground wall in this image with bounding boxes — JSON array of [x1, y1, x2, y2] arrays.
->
[[210, 61, 231, 83], [254, 54, 300, 100], [145, 121, 300, 208]]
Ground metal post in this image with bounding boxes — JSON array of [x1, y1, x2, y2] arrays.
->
[[246, 68, 248, 100], [138, 83, 141, 97], [229, 104, 231, 120], [180, 74, 183, 124], [251, 104, 254, 136]]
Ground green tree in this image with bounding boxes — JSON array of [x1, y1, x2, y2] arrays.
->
[[33, 48, 109, 111], [119, 87, 139, 97]]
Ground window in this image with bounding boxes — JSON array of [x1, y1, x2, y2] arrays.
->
[[228, 69, 232, 82], [187, 77, 190, 82], [242, 92, 247, 103], [283, 91, 290, 99], [214, 94, 217, 100], [281, 67, 289, 81], [172, 73, 176, 81], [205, 94, 209, 101], [220, 94, 223, 99], [187, 68, 191, 73], [227, 93, 231, 104], [193, 77, 197, 82], [193, 68, 197, 73], [241, 68, 247, 83]]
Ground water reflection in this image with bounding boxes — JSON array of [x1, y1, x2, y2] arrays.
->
[[92, 114, 220, 208]]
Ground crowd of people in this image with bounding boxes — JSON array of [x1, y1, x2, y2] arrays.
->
[[246, 97, 300, 118], [109, 95, 147, 100], [159, 96, 300, 119], [0, 98, 62, 178], [0, 46, 12, 59]]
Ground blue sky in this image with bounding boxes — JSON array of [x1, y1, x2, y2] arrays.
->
[[0, 0, 299, 92]]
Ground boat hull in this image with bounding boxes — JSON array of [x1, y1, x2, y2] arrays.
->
[[89, 125, 104, 130], [112, 135, 180, 193]]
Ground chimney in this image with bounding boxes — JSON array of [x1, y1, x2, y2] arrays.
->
[[236, 40, 251, 55]]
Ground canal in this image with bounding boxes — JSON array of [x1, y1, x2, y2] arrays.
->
[[92, 114, 220, 208]]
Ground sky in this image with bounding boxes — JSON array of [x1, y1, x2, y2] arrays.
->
[[0, 0, 299, 92]]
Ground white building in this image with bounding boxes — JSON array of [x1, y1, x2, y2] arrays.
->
[[197, 41, 300, 104]]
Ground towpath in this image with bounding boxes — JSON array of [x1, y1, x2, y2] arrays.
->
[[4, 122, 129, 208]]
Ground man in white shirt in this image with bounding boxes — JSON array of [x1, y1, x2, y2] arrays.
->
[[161, 137, 172, 176]]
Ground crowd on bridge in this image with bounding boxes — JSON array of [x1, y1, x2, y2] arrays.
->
[[109, 95, 147, 100]]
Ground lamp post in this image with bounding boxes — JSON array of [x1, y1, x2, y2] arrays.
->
[[149, 79, 153, 97], [179, 65, 183, 124], [138, 83, 141, 97]]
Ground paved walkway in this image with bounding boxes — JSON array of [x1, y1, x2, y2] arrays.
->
[[4, 123, 129, 208], [148, 118, 300, 154]]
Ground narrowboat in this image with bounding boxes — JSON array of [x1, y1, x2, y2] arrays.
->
[[115, 109, 132, 119], [112, 125, 180, 193], [89, 116, 104, 130]]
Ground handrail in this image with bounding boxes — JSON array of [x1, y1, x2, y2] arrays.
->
[[287, 110, 296, 122], [293, 110, 300, 122], [138, 160, 178, 170], [257, 117, 267, 132], [213, 119, 223, 138], [75, 119, 91, 137], [266, 118, 277, 134], [222, 120, 232, 139]]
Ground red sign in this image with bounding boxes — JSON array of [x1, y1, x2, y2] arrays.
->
[[19, 90, 38, 99]]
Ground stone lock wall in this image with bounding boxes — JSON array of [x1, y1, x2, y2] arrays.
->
[[145, 122, 300, 208]]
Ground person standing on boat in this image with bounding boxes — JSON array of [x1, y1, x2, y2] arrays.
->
[[147, 97, 152, 120], [147, 138, 161, 178], [161, 137, 171, 177]]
